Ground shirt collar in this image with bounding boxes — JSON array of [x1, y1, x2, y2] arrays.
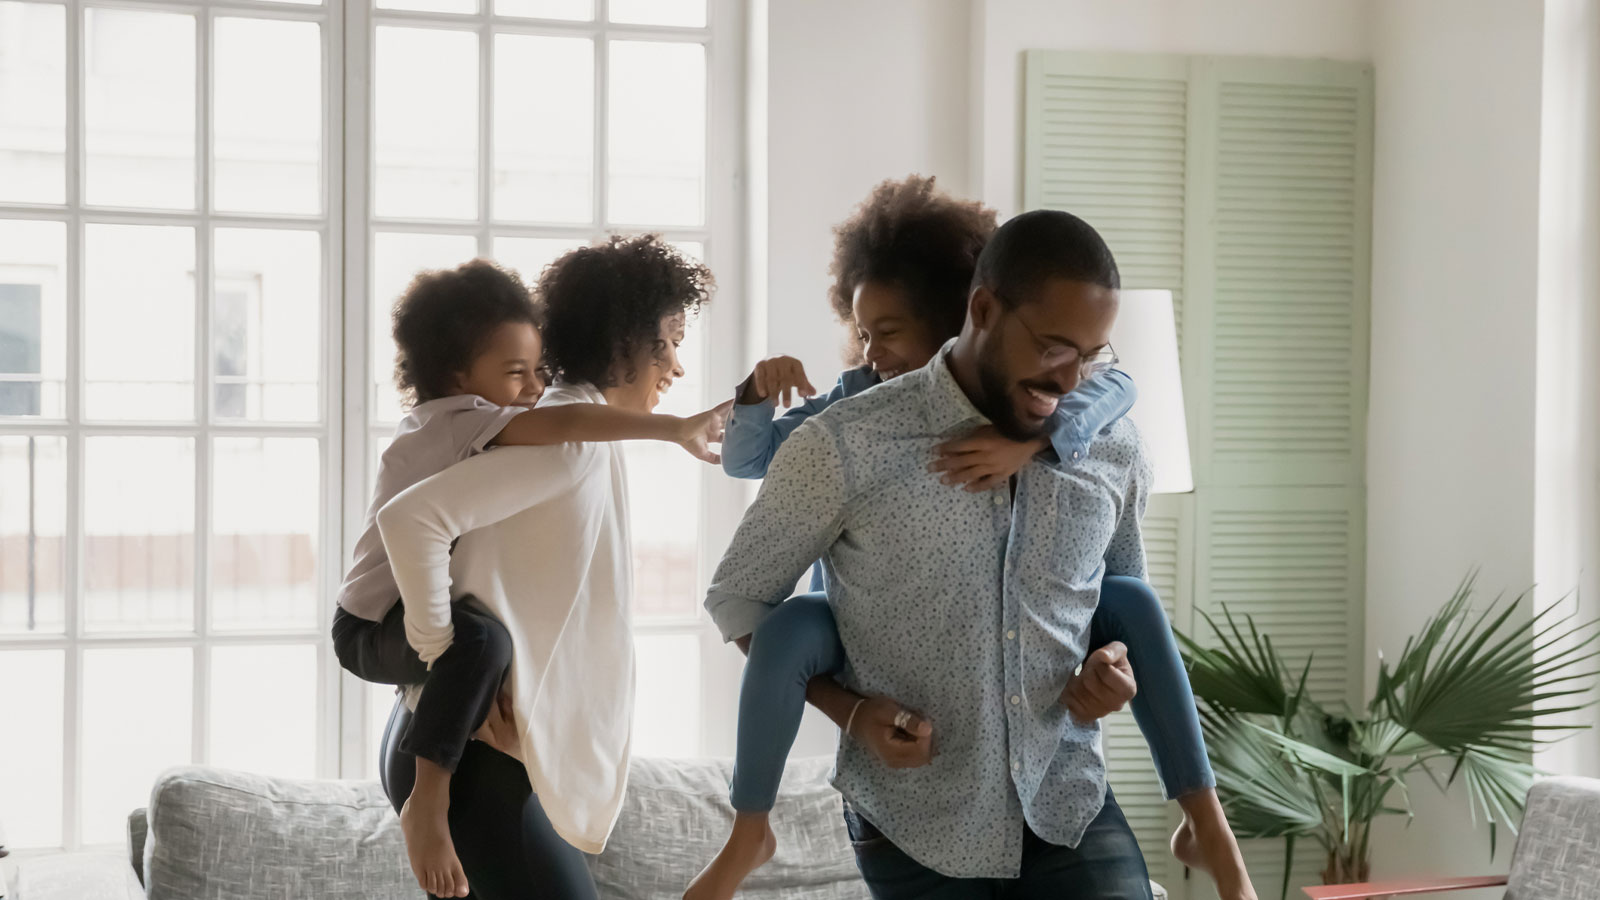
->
[[922, 339, 990, 434]]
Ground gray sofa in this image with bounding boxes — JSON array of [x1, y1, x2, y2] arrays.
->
[[11, 757, 1168, 900]]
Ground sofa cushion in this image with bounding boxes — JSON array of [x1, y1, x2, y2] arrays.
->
[[142, 766, 420, 900], [1506, 775, 1600, 900], [592, 756, 867, 900]]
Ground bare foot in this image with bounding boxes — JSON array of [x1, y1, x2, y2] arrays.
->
[[400, 760, 468, 898], [684, 813, 777, 900], [1176, 790, 1258, 900], [1170, 816, 1206, 872]]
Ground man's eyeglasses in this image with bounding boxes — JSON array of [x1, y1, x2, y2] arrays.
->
[[1006, 305, 1118, 378]]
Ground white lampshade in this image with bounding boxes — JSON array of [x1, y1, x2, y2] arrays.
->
[[1109, 289, 1193, 494]]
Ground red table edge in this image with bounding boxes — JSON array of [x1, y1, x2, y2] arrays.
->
[[1303, 875, 1510, 899]]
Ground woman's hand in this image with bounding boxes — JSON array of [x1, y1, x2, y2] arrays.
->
[[738, 355, 818, 407], [472, 690, 521, 760], [675, 399, 732, 464], [848, 696, 935, 769], [929, 425, 1050, 492]]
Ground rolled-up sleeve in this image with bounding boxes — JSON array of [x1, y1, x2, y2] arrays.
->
[[705, 419, 850, 641], [378, 441, 596, 664], [1046, 369, 1137, 463], [720, 377, 849, 480]]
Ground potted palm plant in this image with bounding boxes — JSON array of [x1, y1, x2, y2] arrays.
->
[[1178, 572, 1599, 900]]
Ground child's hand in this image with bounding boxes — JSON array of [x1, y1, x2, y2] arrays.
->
[[676, 400, 732, 464], [738, 355, 818, 407], [929, 425, 1049, 492]]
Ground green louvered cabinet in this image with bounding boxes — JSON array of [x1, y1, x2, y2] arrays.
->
[[1025, 52, 1372, 900]]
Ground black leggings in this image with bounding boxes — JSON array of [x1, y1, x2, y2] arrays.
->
[[381, 698, 598, 900], [332, 598, 511, 772]]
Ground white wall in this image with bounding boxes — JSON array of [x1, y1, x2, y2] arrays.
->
[[1367, 1, 1548, 896], [971, 0, 1375, 217], [1534, 0, 1600, 777], [762, 0, 974, 383]]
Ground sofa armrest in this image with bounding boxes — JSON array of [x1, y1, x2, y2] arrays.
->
[[1304, 875, 1509, 899]]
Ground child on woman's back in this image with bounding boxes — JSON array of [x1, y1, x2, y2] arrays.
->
[[333, 258, 726, 899]]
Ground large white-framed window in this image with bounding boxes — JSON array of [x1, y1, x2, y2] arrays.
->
[[0, 0, 746, 851], [0, 0, 342, 851], [344, 0, 745, 775]]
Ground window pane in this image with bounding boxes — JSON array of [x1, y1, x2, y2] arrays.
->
[[376, 0, 476, 12], [84, 224, 195, 421], [495, 0, 591, 20], [209, 644, 317, 778], [491, 236, 585, 286], [610, 0, 704, 28], [214, 18, 321, 215], [0, 3, 65, 204], [374, 27, 477, 220], [493, 34, 592, 224], [211, 437, 319, 631], [608, 41, 704, 226], [0, 649, 64, 847], [213, 228, 321, 422], [83, 437, 195, 633], [0, 436, 65, 635], [633, 633, 699, 757], [82, 647, 192, 845], [0, 219, 67, 417], [628, 310, 705, 619], [84, 8, 195, 209], [371, 232, 478, 423], [628, 441, 700, 620]]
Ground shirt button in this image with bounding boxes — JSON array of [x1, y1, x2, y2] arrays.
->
[[1010, 695, 1021, 705], [993, 494, 1005, 506], [1071, 450, 1081, 460], [1012, 760, 1021, 772], [1006, 630, 1016, 640]]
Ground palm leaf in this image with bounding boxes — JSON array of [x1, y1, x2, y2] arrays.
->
[[1201, 711, 1325, 837], [1380, 580, 1600, 756], [1179, 605, 1302, 718]]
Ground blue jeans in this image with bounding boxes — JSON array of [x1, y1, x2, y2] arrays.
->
[[727, 576, 1214, 811], [844, 787, 1153, 899]]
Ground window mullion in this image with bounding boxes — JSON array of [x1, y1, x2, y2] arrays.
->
[[478, 15, 492, 255], [192, 3, 213, 770], [594, 0, 608, 231], [60, 0, 86, 852], [338, 0, 376, 780]]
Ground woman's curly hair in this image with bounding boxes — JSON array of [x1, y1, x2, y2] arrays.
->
[[537, 235, 713, 388], [828, 175, 998, 362], [391, 258, 541, 407]]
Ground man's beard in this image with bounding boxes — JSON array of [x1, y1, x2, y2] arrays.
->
[[975, 350, 1050, 442]]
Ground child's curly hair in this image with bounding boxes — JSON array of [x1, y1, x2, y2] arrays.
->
[[537, 235, 713, 388], [828, 175, 998, 363], [391, 258, 541, 407]]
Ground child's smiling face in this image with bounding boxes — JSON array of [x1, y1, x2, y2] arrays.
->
[[852, 280, 946, 381], [455, 321, 544, 407]]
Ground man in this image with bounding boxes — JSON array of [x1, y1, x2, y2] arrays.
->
[[706, 210, 1153, 898]]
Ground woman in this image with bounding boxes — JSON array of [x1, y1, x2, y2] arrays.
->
[[378, 235, 715, 899]]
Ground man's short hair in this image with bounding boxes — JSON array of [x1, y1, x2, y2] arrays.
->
[[971, 209, 1119, 308]]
